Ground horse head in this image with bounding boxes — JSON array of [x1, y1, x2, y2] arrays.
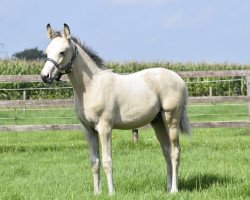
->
[[41, 24, 77, 84]]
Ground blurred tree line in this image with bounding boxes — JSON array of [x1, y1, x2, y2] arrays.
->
[[12, 47, 46, 60]]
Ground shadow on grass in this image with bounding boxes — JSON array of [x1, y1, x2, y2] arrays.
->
[[179, 173, 235, 192]]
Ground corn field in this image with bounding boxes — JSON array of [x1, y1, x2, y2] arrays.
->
[[0, 60, 249, 100]]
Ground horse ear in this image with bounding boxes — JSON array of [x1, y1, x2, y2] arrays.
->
[[47, 24, 54, 39], [63, 23, 71, 39]]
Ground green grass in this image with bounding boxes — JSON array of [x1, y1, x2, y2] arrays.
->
[[0, 108, 78, 125], [189, 103, 248, 122], [0, 128, 249, 199], [0, 103, 248, 125]]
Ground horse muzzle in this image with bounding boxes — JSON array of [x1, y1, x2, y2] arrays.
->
[[41, 74, 54, 84]]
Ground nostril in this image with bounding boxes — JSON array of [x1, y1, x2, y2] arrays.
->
[[41, 74, 49, 82]]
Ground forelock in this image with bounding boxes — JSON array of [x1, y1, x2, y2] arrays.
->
[[51, 31, 61, 40]]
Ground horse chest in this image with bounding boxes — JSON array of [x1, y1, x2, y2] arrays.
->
[[74, 98, 102, 128]]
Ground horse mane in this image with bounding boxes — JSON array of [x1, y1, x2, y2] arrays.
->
[[71, 37, 105, 69], [51, 31, 105, 69]]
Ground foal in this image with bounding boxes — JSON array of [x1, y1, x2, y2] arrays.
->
[[41, 24, 191, 194]]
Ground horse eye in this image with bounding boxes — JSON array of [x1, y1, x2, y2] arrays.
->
[[60, 51, 65, 56]]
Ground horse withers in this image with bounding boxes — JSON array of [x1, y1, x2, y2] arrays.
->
[[41, 24, 191, 195]]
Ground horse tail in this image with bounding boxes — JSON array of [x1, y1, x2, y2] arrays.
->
[[179, 87, 192, 134]]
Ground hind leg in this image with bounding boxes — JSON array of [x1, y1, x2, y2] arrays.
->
[[161, 110, 181, 193], [150, 113, 172, 191]]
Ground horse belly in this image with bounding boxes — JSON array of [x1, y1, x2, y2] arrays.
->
[[113, 100, 160, 130]]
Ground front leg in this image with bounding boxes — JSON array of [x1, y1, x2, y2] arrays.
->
[[96, 121, 114, 195], [83, 127, 102, 195]]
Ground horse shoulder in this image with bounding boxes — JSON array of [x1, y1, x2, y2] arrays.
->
[[82, 73, 117, 124]]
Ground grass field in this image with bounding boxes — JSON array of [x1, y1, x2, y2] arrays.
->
[[0, 103, 248, 125], [0, 127, 249, 200], [0, 103, 249, 199]]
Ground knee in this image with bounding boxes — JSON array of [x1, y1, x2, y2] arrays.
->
[[169, 126, 179, 142], [91, 158, 101, 173], [103, 159, 113, 173]]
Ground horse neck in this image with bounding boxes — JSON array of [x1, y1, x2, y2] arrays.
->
[[67, 45, 102, 95]]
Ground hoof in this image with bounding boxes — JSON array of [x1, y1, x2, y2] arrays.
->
[[109, 191, 115, 196], [170, 188, 178, 193], [94, 190, 102, 195]]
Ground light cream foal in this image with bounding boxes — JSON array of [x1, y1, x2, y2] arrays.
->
[[41, 24, 191, 195]]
